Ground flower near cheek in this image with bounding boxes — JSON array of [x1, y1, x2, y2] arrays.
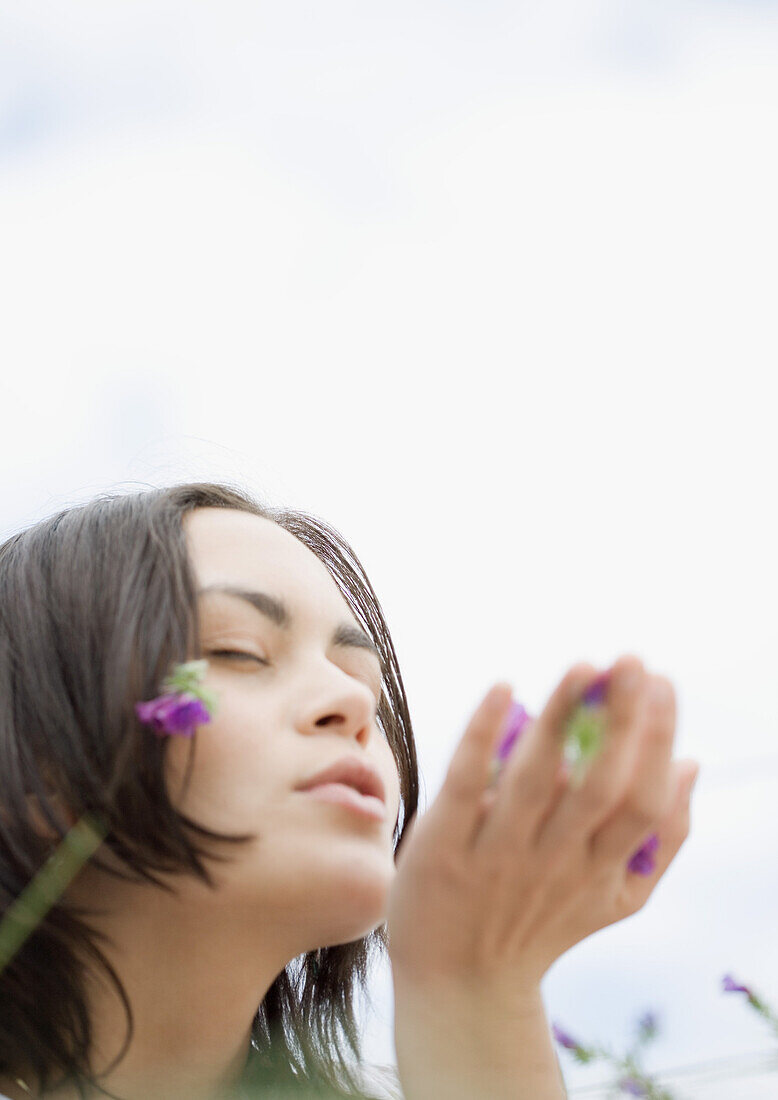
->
[[134, 659, 218, 738], [135, 694, 211, 737]]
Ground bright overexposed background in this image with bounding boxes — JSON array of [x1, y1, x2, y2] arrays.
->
[[1, 3, 777, 1096]]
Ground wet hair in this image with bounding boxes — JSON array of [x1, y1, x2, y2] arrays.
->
[[0, 483, 418, 1099]]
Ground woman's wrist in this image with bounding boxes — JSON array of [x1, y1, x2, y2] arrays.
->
[[392, 973, 567, 1100]]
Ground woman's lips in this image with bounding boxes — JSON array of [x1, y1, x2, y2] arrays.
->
[[301, 782, 386, 821]]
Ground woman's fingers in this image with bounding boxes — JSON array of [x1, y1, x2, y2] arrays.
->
[[431, 682, 516, 850], [387, 652, 699, 996], [474, 662, 598, 853], [617, 759, 699, 914], [534, 656, 650, 861], [587, 675, 677, 868]]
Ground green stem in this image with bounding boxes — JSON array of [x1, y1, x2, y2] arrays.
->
[[0, 813, 107, 975]]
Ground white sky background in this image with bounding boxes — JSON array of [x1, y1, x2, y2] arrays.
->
[[1, 2, 777, 1095]]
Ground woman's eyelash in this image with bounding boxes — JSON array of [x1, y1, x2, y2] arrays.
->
[[208, 649, 267, 664], [206, 651, 376, 694]]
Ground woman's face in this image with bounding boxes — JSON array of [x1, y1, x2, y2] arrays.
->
[[165, 507, 402, 950]]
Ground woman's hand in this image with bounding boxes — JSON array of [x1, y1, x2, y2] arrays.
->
[[386, 654, 699, 994]]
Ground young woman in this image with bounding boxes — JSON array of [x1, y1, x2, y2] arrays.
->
[[0, 482, 698, 1100]]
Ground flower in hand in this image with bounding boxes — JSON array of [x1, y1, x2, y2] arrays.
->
[[492, 670, 661, 874], [627, 834, 660, 876], [563, 669, 611, 787], [488, 700, 532, 784]]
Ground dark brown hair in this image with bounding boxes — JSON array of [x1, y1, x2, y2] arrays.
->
[[0, 482, 418, 1099]]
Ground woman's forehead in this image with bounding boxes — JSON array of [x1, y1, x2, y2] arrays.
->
[[183, 507, 353, 622]]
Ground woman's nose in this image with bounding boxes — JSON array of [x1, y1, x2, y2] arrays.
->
[[300, 672, 377, 743]]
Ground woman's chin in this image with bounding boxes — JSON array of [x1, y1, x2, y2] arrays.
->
[[313, 872, 393, 943]]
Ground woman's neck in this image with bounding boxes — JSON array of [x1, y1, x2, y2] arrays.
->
[[24, 865, 305, 1100]]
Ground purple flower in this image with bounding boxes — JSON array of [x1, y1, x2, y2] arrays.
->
[[582, 670, 611, 707], [638, 1011, 658, 1038], [135, 692, 212, 737], [618, 1077, 647, 1096], [495, 700, 533, 763], [722, 974, 752, 996], [552, 1023, 579, 1050], [628, 833, 660, 875]]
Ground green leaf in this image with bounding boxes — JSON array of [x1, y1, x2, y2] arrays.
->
[[163, 659, 209, 694]]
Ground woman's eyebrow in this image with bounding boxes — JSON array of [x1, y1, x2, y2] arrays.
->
[[197, 584, 382, 660]]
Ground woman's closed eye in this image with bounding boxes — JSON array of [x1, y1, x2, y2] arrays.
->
[[206, 648, 380, 699], [208, 649, 268, 665]]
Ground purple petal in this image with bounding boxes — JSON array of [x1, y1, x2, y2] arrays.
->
[[495, 700, 533, 763], [135, 692, 211, 737], [582, 670, 611, 707], [134, 699, 163, 726], [162, 695, 211, 732], [628, 833, 660, 875], [722, 974, 752, 996], [552, 1023, 579, 1050], [618, 1078, 647, 1096], [638, 1011, 658, 1034], [135, 694, 183, 731]]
